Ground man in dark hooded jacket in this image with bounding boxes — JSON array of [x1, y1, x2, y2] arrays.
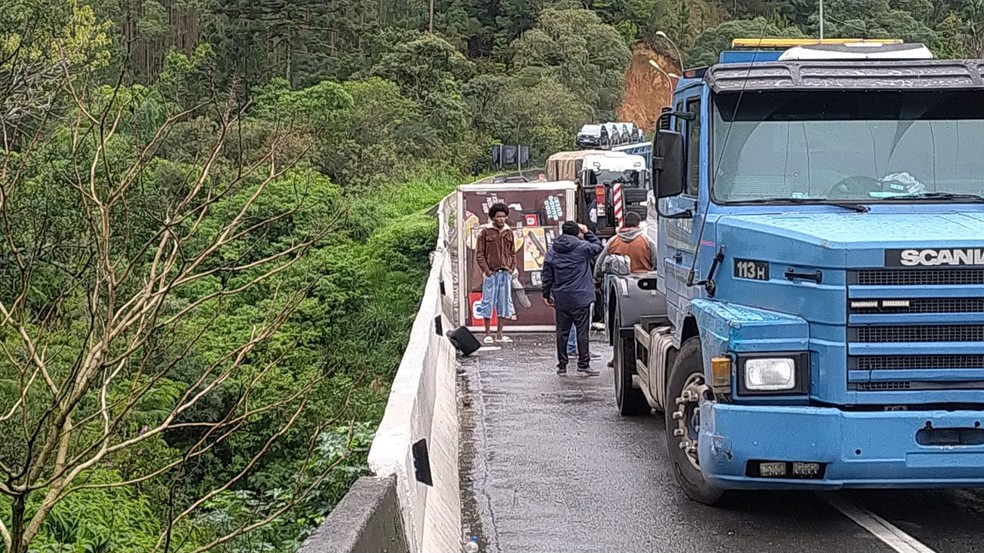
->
[[542, 221, 604, 376]]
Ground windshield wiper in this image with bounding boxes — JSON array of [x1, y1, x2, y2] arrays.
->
[[878, 192, 984, 202], [735, 198, 870, 213]]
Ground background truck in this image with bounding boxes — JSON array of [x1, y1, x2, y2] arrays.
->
[[603, 38, 984, 504], [546, 150, 648, 238], [576, 122, 645, 149]]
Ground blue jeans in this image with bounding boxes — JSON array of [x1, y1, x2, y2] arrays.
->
[[476, 270, 514, 320], [567, 302, 593, 354]]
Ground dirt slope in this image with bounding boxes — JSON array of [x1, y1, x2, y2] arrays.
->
[[617, 44, 679, 133]]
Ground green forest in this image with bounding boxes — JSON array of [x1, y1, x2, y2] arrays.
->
[[1, 0, 982, 551]]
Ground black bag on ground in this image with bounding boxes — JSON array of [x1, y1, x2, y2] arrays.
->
[[447, 325, 482, 356]]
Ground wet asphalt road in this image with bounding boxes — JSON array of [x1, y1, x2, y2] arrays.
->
[[458, 333, 984, 553]]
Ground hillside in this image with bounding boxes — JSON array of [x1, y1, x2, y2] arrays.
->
[[618, 44, 679, 132]]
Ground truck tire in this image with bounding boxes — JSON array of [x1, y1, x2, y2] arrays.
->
[[613, 310, 649, 417], [665, 336, 725, 505]]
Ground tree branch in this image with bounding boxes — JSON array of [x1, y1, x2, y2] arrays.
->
[[153, 394, 311, 552]]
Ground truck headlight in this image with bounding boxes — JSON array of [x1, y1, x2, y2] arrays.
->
[[737, 353, 809, 395], [744, 358, 796, 390]]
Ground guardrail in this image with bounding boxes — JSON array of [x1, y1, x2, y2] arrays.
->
[[301, 168, 552, 552], [297, 476, 408, 553], [301, 191, 461, 552]]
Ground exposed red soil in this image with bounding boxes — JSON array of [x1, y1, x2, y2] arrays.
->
[[617, 44, 679, 133]]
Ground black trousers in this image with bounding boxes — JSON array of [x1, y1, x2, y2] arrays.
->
[[592, 289, 604, 323], [556, 306, 591, 369]]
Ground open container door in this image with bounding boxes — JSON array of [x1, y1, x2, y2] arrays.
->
[[456, 180, 577, 332]]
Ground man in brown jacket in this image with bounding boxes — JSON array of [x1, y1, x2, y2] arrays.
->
[[593, 211, 657, 367], [475, 202, 516, 344], [593, 212, 656, 278]]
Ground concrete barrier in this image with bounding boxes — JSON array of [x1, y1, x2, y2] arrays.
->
[[368, 194, 461, 552], [302, 191, 462, 553], [297, 476, 409, 553]]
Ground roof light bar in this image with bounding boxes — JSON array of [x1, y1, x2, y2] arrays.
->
[[731, 38, 903, 49]]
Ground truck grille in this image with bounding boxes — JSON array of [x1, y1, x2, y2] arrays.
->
[[851, 325, 984, 343], [854, 355, 984, 371], [848, 269, 984, 392], [857, 381, 911, 391], [854, 268, 984, 286], [851, 298, 984, 314]]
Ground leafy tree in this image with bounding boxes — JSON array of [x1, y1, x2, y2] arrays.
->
[[462, 73, 510, 135], [0, 0, 112, 126], [370, 34, 475, 100], [511, 7, 631, 120], [585, 0, 663, 41], [799, 0, 940, 48], [0, 60, 346, 552], [321, 77, 424, 188], [688, 17, 805, 66], [464, 70, 591, 158], [157, 43, 219, 110], [370, 35, 476, 161], [960, 0, 984, 56], [491, 0, 555, 54], [891, 0, 937, 25], [497, 74, 593, 158], [937, 11, 970, 57], [433, 0, 488, 52], [779, 0, 811, 24]]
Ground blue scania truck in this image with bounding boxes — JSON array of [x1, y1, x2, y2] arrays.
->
[[604, 38, 984, 504]]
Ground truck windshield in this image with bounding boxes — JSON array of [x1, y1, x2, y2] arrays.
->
[[711, 90, 984, 203], [589, 170, 641, 188]]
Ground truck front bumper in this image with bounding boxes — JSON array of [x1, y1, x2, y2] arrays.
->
[[699, 403, 984, 489]]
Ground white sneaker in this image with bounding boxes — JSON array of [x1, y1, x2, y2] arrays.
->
[[591, 322, 605, 331]]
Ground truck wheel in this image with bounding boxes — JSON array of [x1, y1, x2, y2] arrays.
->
[[665, 337, 725, 505], [613, 310, 649, 417]]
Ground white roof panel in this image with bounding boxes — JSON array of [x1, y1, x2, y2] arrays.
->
[[778, 42, 934, 61]]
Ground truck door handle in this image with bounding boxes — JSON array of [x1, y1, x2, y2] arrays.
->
[[784, 267, 822, 284]]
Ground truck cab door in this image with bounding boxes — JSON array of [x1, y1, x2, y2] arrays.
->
[[658, 96, 703, 334]]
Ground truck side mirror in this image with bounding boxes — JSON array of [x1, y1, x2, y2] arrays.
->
[[653, 130, 685, 198]]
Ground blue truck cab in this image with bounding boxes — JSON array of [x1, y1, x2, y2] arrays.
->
[[604, 39, 984, 504]]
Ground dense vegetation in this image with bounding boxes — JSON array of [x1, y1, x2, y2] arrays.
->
[[1, 0, 982, 552]]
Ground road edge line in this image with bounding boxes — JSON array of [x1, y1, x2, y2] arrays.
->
[[818, 493, 936, 553]]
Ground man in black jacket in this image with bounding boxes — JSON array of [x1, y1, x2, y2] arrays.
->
[[542, 221, 603, 376]]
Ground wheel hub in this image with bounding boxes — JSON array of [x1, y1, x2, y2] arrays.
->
[[671, 373, 709, 470]]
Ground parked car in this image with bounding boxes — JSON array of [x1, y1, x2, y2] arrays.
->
[[576, 124, 603, 148]]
